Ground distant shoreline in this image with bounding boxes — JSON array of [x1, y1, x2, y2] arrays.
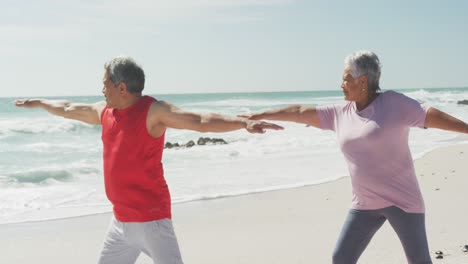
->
[[3, 86, 468, 99]]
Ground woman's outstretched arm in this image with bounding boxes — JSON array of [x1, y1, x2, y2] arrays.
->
[[238, 105, 321, 128], [424, 107, 467, 133]]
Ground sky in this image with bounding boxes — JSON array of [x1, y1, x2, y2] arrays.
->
[[2, 0, 468, 97]]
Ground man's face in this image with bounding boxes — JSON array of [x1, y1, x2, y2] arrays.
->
[[102, 71, 119, 107], [340, 68, 364, 102]]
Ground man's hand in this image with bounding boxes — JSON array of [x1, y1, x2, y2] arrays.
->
[[238, 113, 264, 121], [15, 99, 44, 109], [245, 120, 283, 134]]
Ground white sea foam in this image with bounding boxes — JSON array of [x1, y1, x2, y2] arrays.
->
[[0, 117, 96, 136]]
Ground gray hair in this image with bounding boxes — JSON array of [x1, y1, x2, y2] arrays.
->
[[344, 51, 382, 92], [104, 56, 145, 94]]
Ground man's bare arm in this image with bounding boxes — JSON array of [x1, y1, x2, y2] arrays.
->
[[149, 101, 283, 135], [15, 99, 106, 125]]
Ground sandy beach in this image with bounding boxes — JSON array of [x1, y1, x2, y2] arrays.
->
[[0, 144, 467, 264]]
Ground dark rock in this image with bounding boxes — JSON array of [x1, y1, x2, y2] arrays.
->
[[165, 137, 228, 149], [212, 138, 227, 144], [185, 140, 195, 148], [457, 99, 468, 105], [197, 137, 210, 145], [463, 245, 468, 252], [165, 142, 180, 149], [197, 137, 227, 145]]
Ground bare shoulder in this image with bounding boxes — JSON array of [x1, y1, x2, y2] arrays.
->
[[147, 100, 192, 130], [69, 100, 106, 112], [148, 100, 180, 117], [93, 101, 107, 112], [151, 100, 178, 111], [147, 100, 176, 137], [90, 101, 106, 123], [147, 100, 171, 124], [93, 100, 107, 108]]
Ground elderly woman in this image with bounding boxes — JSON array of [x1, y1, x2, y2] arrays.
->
[[241, 51, 467, 264]]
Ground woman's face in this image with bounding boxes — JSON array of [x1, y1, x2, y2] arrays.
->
[[341, 68, 365, 102]]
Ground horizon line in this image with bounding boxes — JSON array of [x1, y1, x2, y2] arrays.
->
[[3, 86, 467, 99]]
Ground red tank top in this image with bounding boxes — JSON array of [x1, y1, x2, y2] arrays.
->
[[101, 96, 171, 222]]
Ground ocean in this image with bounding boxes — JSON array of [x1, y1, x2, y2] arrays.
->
[[1, 88, 467, 224]]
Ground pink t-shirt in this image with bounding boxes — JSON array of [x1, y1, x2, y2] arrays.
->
[[317, 91, 429, 213]]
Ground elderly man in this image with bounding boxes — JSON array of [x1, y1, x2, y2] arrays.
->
[[15, 56, 283, 264]]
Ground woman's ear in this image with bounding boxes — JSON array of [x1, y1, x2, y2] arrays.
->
[[359, 75, 368, 85]]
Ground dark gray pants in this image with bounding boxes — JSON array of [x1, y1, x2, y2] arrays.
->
[[332, 206, 432, 264]]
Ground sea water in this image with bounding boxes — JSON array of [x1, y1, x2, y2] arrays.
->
[[0, 88, 467, 224]]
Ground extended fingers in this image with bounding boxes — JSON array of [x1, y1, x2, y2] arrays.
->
[[14, 99, 27, 107], [14, 99, 39, 109], [238, 113, 262, 120], [260, 122, 284, 130]]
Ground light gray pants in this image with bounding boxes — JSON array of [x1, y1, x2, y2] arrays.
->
[[98, 216, 184, 264], [332, 206, 432, 264]]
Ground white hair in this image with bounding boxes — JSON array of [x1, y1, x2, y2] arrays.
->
[[344, 50, 382, 92]]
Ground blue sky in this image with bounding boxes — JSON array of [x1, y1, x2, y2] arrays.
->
[[2, 0, 468, 97]]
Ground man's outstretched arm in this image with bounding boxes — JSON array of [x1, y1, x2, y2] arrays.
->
[[150, 101, 284, 134], [15, 99, 106, 125]]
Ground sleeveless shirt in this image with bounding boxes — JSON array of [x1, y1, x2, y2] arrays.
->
[[101, 96, 171, 222]]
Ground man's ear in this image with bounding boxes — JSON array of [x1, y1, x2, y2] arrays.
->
[[118, 82, 128, 94]]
